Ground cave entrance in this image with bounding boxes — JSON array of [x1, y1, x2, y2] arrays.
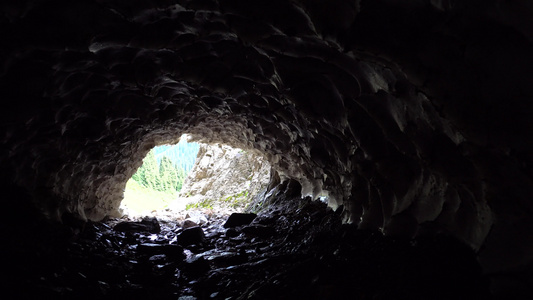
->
[[120, 134, 271, 219]]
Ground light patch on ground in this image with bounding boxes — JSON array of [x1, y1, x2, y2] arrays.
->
[[120, 178, 177, 216]]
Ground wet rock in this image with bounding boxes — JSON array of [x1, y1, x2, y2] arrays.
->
[[223, 213, 257, 228], [182, 219, 199, 229], [204, 225, 224, 239], [114, 217, 161, 234], [61, 212, 87, 236], [182, 256, 211, 277], [284, 179, 302, 198], [137, 243, 185, 259], [97, 280, 111, 296], [13, 196, 491, 300], [178, 226, 206, 247], [225, 228, 240, 238], [242, 224, 276, 239], [252, 214, 279, 226], [185, 211, 208, 226], [206, 251, 248, 268], [148, 254, 168, 263]]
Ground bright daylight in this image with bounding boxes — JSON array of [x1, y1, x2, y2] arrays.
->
[[120, 134, 271, 220]]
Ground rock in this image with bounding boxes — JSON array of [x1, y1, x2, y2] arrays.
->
[[206, 251, 248, 268], [140, 217, 161, 233], [182, 256, 211, 277], [185, 211, 208, 226], [178, 143, 271, 210], [61, 212, 86, 236], [178, 226, 205, 247], [114, 217, 161, 234], [182, 219, 199, 229], [223, 213, 257, 228], [284, 179, 302, 198], [252, 214, 279, 226], [241, 224, 276, 239], [148, 254, 168, 262], [113, 222, 148, 233], [225, 228, 240, 238], [137, 243, 185, 258]]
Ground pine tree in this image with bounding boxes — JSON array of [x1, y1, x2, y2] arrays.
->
[[131, 143, 198, 193], [176, 165, 186, 191], [159, 156, 178, 192], [140, 149, 159, 190], [131, 166, 142, 183]]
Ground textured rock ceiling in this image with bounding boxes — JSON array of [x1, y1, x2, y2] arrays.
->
[[1, 0, 533, 275]]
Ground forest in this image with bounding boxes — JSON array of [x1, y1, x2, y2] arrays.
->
[[121, 141, 199, 213]]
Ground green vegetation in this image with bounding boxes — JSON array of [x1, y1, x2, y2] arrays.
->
[[122, 178, 177, 213], [223, 190, 250, 209], [122, 143, 199, 214], [123, 141, 262, 215], [183, 189, 251, 211], [185, 198, 215, 210], [131, 148, 189, 193]]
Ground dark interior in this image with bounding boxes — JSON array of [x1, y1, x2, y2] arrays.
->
[[1, 0, 532, 299]]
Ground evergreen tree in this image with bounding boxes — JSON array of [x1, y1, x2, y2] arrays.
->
[[131, 143, 198, 194], [176, 165, 186, 191], [140, 149, 159, 190], [131, 166, 142, 183], [158, 156, 178, 192]]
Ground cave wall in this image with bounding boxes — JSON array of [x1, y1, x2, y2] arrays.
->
[[1, 0, 532, 274]]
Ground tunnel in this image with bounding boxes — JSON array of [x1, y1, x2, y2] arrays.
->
[[1, 0, 532, 298]]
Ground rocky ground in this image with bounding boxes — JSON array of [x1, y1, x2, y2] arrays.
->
[[7, 195, 491, 300]]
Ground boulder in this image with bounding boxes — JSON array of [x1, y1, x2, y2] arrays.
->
[[178, 226, 206, 247], [114, 217, 161, 234], [223, 213, 257, 228], [242, 224, 276, 239], [137, 243, 185, 259]]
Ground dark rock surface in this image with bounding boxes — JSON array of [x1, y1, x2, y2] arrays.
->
[[241, 224, 276, 239], [114, 216, 161, 233], [223, 213, 258, 228], [178, 226, 206, 247], [1, 0, 533, 297], [6, 198, 491, 300]]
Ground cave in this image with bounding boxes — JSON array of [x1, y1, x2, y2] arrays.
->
[[1, 0, 532, 298]]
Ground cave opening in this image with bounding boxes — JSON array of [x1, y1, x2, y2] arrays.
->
[[120, 134, 200, 217], [120, 133, 272, 220]]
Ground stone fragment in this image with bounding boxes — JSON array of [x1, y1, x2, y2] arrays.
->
[[241, 224, 276, 239], [185, 211, 208, 226], [223, 213, 257, 228], [252, 214, 279, 226], [182, 256, 211, 276], [206, 251, 248, 268], [113, 217, 161, 234], [178, 226, 205, 247], [284, 179, 302, 198], [182, 219, 199, 229], [225, 227, 240, 238], [148, 254, 167, 262], [137, 243, 185, 259]]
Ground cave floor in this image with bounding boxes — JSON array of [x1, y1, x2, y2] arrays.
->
[[9, 198, 490, 300]]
